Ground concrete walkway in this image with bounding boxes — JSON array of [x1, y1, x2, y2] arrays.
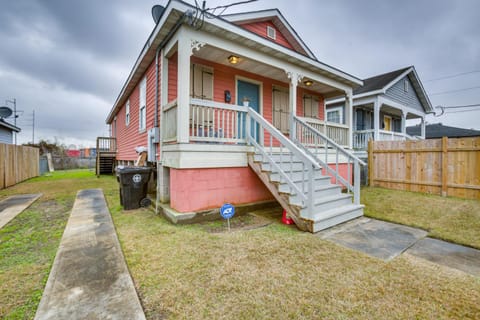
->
[[318, 217, 480, 276], [35, 189, 146, 320], [0, 194, 42, 229]]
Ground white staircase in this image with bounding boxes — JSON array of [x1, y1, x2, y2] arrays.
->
[[246, 109, 365, 233]]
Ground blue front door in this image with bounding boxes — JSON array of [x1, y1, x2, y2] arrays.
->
[[237, 80, 260, 142]]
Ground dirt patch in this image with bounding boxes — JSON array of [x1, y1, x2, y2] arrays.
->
[[200, 209, 283, 233]]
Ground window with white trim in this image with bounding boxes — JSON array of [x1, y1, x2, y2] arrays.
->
[[190, 64, 213, 100], [267, 26, 276, 40], [326, 106, 343, 124], [139, 77, 147, 131], [404, 79, 409, 92], [303, 94, 319, 118], [272, 86, 289, 133], [125, 100, 130, 126]]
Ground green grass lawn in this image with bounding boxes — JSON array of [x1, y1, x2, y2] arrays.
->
[[1, 171, 479, 319], [361, 186, 480, 249]]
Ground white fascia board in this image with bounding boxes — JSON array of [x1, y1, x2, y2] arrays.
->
[[222, 9, 316, 59], [188, 28, 355, 93], [410, 67, 435, 113], [379, 97, 426, 118]]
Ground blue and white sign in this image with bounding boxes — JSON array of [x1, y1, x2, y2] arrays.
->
[[220, 203, 235, 219]]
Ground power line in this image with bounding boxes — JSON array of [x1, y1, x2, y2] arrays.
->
[[425, 70, 480, 82], [441, 104, 480, 109], [445, 107, 480, 114], [429, 85, 480, 96]]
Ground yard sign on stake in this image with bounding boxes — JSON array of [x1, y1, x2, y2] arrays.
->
[[220, 203, 235, 232]]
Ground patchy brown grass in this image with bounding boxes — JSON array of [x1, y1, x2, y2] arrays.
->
[[361, 186, 480, 249], [111, 205, 480, 319]]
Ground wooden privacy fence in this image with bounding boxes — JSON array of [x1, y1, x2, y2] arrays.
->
[[368, 137, 480, 199], [0, 143, 39, 189]]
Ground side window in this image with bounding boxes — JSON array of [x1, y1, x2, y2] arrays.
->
[[303, 94, 319, 118], [272, 86, 289, 133], [190, 64, 213, 100], [125, 100, 130, 126], [326, 106, 343, 124], [139, 77, 147, 131]]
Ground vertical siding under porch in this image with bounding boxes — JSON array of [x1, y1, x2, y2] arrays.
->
[[169, 167, 275, 213]]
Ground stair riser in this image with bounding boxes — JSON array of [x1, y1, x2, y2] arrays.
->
[[289, 187, 341, 204], [269, 170, 324, 182], [278, 179, 334, 194], [312, 208, 364, 233], [254, 153, 300, 163], [262, 162, 312, 172], [301, 196, 353, 215]]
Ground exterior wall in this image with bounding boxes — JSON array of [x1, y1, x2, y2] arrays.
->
[[115, 59, 158, 161], [169, 167, 274, 212], [168, 52, 178, 102], [239, 21, 295, 50], [0, 126, 13, 144], [327, 163, 353, 187], [384, 76, 424, 113]]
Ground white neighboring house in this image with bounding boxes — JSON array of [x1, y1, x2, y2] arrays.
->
[[326, 66, 434, 150], [0, 119, 20, 144]]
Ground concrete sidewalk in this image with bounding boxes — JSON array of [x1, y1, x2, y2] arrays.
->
[[0, 194, 42, 229], [35, 189, 146, 320], [318, 217, 480, 277]]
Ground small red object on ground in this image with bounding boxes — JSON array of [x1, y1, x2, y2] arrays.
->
[[281, 209, 295, 225]]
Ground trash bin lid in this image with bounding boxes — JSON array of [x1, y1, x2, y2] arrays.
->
[[116, 166, 151, 174]]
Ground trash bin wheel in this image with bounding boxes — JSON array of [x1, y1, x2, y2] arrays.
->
[[140, 197, 151, 208]]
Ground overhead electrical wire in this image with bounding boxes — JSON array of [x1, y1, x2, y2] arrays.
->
[[424, 70, 480, 82], [189, 0, 258, 29], [429, 85, 480, 96]]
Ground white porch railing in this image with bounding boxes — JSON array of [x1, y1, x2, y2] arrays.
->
[[353, 129, 416, 149], [163, 100, 178, 142], [293, 115, 366, 205], [298, 117, 349, 147], [189, 98, 248, 143]]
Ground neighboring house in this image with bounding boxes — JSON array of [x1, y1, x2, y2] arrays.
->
[[326, 66, 434, 150], [105, 0, 367, 232], [0, 119, 21, 144], [407, 123, 480, 139]]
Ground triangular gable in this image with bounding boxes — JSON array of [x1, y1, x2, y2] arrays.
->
[[222, 9, 316, 59]]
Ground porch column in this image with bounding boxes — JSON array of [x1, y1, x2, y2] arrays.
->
[[287, 71, 302, 138], [373, 98, 380, 141], [176, 37, 191, 143], [345, 90, 353, 149], [401, 110, 407, 135], [421, 116, 426, 139]]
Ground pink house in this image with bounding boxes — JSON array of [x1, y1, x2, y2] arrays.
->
[[105, 0, 366, 232]]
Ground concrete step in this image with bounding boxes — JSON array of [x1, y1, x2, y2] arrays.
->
[[299, 193, 353, 214], [311, 204, 364, 232]]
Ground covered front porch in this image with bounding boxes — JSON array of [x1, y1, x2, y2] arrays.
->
[[352, 96, 425, 150]]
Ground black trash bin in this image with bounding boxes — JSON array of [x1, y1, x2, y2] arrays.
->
[[116, 166, 152, 210]]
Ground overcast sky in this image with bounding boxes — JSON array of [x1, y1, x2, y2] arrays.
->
[[1, 0, 479, 148]]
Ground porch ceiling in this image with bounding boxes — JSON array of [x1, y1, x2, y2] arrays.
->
[[193, 44, 343, 96]]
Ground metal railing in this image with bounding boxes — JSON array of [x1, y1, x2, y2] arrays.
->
[[247, 108, 320, 218], [353, 129, 416, 149], [292, 115, 366, 205], [298, 117, 349, 147]]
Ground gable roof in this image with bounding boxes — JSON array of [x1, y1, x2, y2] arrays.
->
[[106, 0, 362, 124], [353, 66, 434, 114], [222, 9, 316, 59], [0, 119, 21, 133], [406, 123, 480, 139]]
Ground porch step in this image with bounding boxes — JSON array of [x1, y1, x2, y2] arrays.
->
[[288, 184, 342, 204], [278, 176, 332, 194], [298, 193, 353, 213], [270, 169, 325, 183], [311, 204, 364, 232]]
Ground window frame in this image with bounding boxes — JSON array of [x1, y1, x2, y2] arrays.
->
[[303, 94, 319, 119], [326, 106, 343, 124], [139, 76, 147, 132], [190, 63, 214, 100], [272, 86, 289, 133], [267, 26, 276, 40], [125, 100, 130, 126]]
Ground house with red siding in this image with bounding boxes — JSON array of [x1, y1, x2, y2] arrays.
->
[[105, 0, 366, 232]]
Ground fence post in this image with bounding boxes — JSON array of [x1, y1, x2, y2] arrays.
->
[[354, 159, 360, 205], [441, 136, 448, 197], [368, 140, 374, 186]]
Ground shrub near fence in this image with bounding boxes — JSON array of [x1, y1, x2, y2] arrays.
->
[[368, 137, 480, 199], [0, 143, 39, 189]]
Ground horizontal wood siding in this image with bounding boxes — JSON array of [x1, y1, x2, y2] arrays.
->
[[384, 76, 424, 113], [116, 59, 159, 161], [0, 127, 13, 144], [239, 21, 295, 50], [369, 137, 480, 199], [168, 52, 178, 102], [0, 143, 39, 189]]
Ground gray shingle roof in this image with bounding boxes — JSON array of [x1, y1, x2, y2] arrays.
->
[[353, 66, 411, 95], [406, 123, 480, 139]]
